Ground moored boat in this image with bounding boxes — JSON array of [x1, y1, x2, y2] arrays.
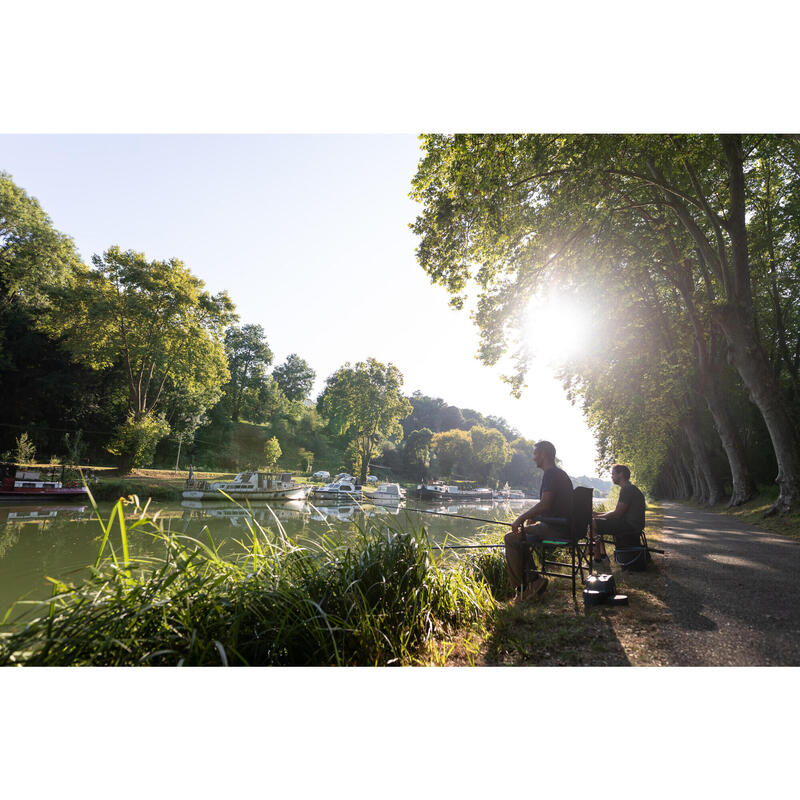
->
[[183, 471, 311, 501], [414, 482, 449, 501], [310, 479, 364, 501], [414, 482, 498, 502], [370, 482, 406, 502], [0, 463, 89, 501]]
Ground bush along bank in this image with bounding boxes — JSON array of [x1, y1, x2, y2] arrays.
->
[[0, 497, 507, 666]]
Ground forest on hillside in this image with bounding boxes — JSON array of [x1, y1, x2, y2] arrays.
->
[[1, 171, 558, 490]]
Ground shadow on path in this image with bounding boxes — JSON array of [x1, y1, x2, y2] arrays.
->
[[654, 503, 800, 665]]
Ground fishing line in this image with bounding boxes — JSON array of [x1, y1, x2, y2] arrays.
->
[[386, 504, 515, 527]]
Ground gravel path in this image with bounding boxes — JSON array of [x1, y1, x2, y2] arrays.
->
[[657, 502, 800, 665]]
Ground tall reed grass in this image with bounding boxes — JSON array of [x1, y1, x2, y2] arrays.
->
[[0, 495, 508, 666]]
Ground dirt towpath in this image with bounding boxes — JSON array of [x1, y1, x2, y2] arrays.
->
[[655, 502, 800, 665]]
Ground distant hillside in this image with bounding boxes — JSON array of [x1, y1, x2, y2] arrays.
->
[[570, 475, 612, 496]]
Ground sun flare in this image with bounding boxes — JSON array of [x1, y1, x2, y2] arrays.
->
[[523, 293, 592, 364]]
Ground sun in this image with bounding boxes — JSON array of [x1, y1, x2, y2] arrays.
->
[[522, 291, 592, 365]]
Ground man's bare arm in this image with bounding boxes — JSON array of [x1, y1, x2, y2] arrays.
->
[[511, 491, 554, 533], [594, 500, 629, 520]]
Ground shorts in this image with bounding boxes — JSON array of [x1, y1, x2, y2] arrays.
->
[[524, 520, 574, 544], [595, 518, 641, 547]]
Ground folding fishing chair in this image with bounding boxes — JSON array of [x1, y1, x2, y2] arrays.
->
[[533, 486, 594, 596]]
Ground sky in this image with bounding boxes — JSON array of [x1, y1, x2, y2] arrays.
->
[[1, 133, 604, 477]]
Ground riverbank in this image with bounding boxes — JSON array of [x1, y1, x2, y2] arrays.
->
[[425, 502, 670, 666], [0, 494, 670, 666], [87, 467, 231, 501], [0, 496, 504, 665]]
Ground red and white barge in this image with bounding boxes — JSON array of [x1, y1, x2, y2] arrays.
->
[[0, 464, 89, 501]]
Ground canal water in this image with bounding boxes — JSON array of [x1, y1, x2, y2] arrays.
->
[[0, 496, 537, 620]]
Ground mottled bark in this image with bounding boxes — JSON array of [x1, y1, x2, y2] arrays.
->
[[717, 137, 800, 513], [683, 420, 725, 505], [716, 304, 800, 513], [702, 377, 756, 506]]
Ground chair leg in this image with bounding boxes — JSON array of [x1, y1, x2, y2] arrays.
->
[[571, 542, 576, 596]]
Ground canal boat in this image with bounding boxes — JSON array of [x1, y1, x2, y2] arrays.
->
[[415, 482, 493, 502], [370, 482, 406, 502], [310, 479, 364, 501], [0, 463, 89, 501], [413, 482, 450, 501], [493, 488, 529, 502], [182, 471, 311, 501]]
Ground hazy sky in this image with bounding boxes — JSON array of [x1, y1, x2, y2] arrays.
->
[[2, 134, 602, 476]]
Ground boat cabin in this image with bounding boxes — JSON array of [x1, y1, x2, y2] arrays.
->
[[213, 471, 297, 491]]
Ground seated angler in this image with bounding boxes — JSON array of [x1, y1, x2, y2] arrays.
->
[[591, 464, 646, 561], [505, 440, 574, 601]]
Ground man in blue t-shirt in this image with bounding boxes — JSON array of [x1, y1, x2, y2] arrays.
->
[[505, 440, 574, 600]]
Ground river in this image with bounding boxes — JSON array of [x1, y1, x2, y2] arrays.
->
[[0, 496, 536, 621]]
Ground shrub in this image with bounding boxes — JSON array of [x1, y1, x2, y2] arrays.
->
[[0, 497, 499, 666], [107, 412, 170, 470]]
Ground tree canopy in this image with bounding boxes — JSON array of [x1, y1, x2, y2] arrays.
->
[[412, 134, 800, 511], [273, 353, 315, 403], [57, 246, 236, 469], [320, 358, 413, 484], [223, 324, 273, 422]]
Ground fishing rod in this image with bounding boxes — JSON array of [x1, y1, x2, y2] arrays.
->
[[383, 503, 513, 549], [309, 496, 514, 549], [385, 504, 515, 527]]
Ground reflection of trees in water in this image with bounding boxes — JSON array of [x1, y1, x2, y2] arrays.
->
[[0, 524, 22, 560]]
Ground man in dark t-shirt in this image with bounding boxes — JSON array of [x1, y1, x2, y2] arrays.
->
[[505, 440, 574, 600], [592, 464, 646, 560]]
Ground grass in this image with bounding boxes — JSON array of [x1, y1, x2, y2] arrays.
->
[[0, 491, 503, 666], [0, 486, 673, 666], [724, 488, 800, 540], [682, 485, 800, 540], [436, 500, 672, 667]]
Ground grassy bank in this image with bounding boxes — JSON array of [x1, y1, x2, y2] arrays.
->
[[435, 501, 671, 666], [681, 486, 800, 540], [722, 488, 800, 540], [87, 468, 231, 502], [0, 489, 672, 666], [0, 495, 503, 666]]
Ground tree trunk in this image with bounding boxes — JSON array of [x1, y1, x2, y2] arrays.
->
[[716, 137, 800, 513], [716, 304, 800, 513], [683, 420, 724, 505], [702, 378, 756, 506], [690, 461, 704, 502], [677, 460, 692, 499]]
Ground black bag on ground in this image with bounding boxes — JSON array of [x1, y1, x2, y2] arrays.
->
[[613, 530, 650, 571], [583, 573, 615, 606], [585, 573, 616, 597]]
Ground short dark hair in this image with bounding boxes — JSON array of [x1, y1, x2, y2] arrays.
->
[[534, 440, 556, 460], [612, 464, 631, 480]]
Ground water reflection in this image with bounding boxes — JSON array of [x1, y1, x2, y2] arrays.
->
[[0, 496, 523, 616]]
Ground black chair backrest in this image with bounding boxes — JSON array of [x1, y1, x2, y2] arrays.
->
[[570, 486, 593, 540]]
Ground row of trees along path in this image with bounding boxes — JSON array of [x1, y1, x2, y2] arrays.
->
[[411, 134, 800, 514]]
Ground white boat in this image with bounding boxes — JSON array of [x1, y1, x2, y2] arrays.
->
[[370, 482, 406, 502], [310, 479, 364, 501], [183, 471, 311, 501]]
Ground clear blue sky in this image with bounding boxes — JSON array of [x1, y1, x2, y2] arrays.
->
[[2, 134, 603, 476]]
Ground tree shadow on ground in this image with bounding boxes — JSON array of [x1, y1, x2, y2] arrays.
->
[[480, 586, 634, 666]]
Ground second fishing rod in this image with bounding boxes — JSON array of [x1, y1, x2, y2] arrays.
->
[[374, 502, 514, 549]]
